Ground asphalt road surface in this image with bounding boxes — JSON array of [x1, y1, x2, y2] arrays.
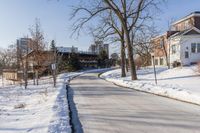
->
[[69, 71, 200, 133]]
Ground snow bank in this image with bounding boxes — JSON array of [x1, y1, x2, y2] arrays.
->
[[0, 72, 80, 133], [101, 66, 200, 105]]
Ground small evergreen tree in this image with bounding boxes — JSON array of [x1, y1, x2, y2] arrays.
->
[[66, 52, 81, 71], [50, 40, 56, 51], [98, 50, 108, 68]]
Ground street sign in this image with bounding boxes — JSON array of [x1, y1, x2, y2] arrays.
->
[[51, 63, 56, 70]]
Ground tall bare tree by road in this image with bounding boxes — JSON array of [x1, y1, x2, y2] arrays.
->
[[89, 10, 127, 77], [71, 0, 162, 80]]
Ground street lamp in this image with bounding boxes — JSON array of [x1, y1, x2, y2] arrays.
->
[[151, 53, 157, 85]]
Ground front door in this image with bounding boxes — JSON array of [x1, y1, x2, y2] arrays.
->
[[184, 51, 190, 65]]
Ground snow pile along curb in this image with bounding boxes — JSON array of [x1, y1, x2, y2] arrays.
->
[[100, 68, 200, 105], [0, 72, 81, 133], [48, 72, 82, 133]]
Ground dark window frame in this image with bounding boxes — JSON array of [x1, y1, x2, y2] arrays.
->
[[155, 59, 158, 65], [171, 45, 176, 54], [160, 58, 164, 65], [197, 43, 200, 53], [185, 51, 189, 58], [191, 43, 196, 53]]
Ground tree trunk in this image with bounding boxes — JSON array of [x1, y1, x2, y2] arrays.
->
[[36, 70, 39, 85], [24, 68, 28, 89], [53, 50, 57, 87], [33, 70, 36, 85], [24, 45, 29, 89], [125, 54, 129, 72], [120, 40, 126, 77], [124, 29, 137, 80], [163, 40, 170, 69]]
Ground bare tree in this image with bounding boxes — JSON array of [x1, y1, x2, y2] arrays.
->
[[90, 10, 127, 77], [71, 0, 161, 80], [29, 18, 46, 85], [133, 25, 158, 66], [0, 45, 17, 70], [165, 18, 177, 68]]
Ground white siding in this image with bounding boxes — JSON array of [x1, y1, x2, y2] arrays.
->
[[169, 37, 181, 64], [170, 35, 200, 66], [181, 36, 200, 65]]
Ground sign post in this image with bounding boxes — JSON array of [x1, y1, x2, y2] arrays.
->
[[151, 54, 157, 85], [51, 63, 56, 87]]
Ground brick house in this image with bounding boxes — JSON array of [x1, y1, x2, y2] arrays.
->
[[151, 11, 200, 67], [151, 31, 177, 66]]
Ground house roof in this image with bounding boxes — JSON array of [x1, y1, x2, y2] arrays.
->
[[22, 50, 53, 59], [3, 69, 18, 72], [169, 27, 200, 38], [151, 33, 166, 40], [172, 11, 200, 25], [151, 31, 179, 41]]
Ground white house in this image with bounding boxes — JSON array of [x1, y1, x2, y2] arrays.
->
[[169, 27, 200, 66]]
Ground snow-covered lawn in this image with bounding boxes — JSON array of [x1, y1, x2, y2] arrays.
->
[[101, 65, 200, 105], [0, 72, 80, 133]]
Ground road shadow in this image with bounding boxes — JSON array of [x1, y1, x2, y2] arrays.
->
[[67, 84, 84, 133]]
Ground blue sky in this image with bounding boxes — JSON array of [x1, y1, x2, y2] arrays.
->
[[0, 0, 200, 51], [0, 0, 92, 51]]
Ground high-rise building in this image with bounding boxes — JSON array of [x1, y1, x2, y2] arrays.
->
[[56, 46, 78, 53], [16, 38, 32, 56], [103, 43, 109, 56], [16, 38, 32, 69], [88, 41, 109, 56]]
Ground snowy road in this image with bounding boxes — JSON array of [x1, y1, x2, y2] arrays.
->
[[69, 72, 200, 133]]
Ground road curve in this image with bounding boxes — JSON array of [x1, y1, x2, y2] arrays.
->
[[69, 72, 200, 133]]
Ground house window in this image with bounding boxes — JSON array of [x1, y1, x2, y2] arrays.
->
[[160, 58, 164, 65], [155, 59, 158, 65], [160, 39, 164, 48], [197, 43, 200, 53], [171, 45, 176, 54], [185, 51, 189, 58], [191, 43, 196, 53]]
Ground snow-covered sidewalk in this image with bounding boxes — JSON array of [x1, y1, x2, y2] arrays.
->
[[0, 72, 80, 133], [101, 65, 200, 105]]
